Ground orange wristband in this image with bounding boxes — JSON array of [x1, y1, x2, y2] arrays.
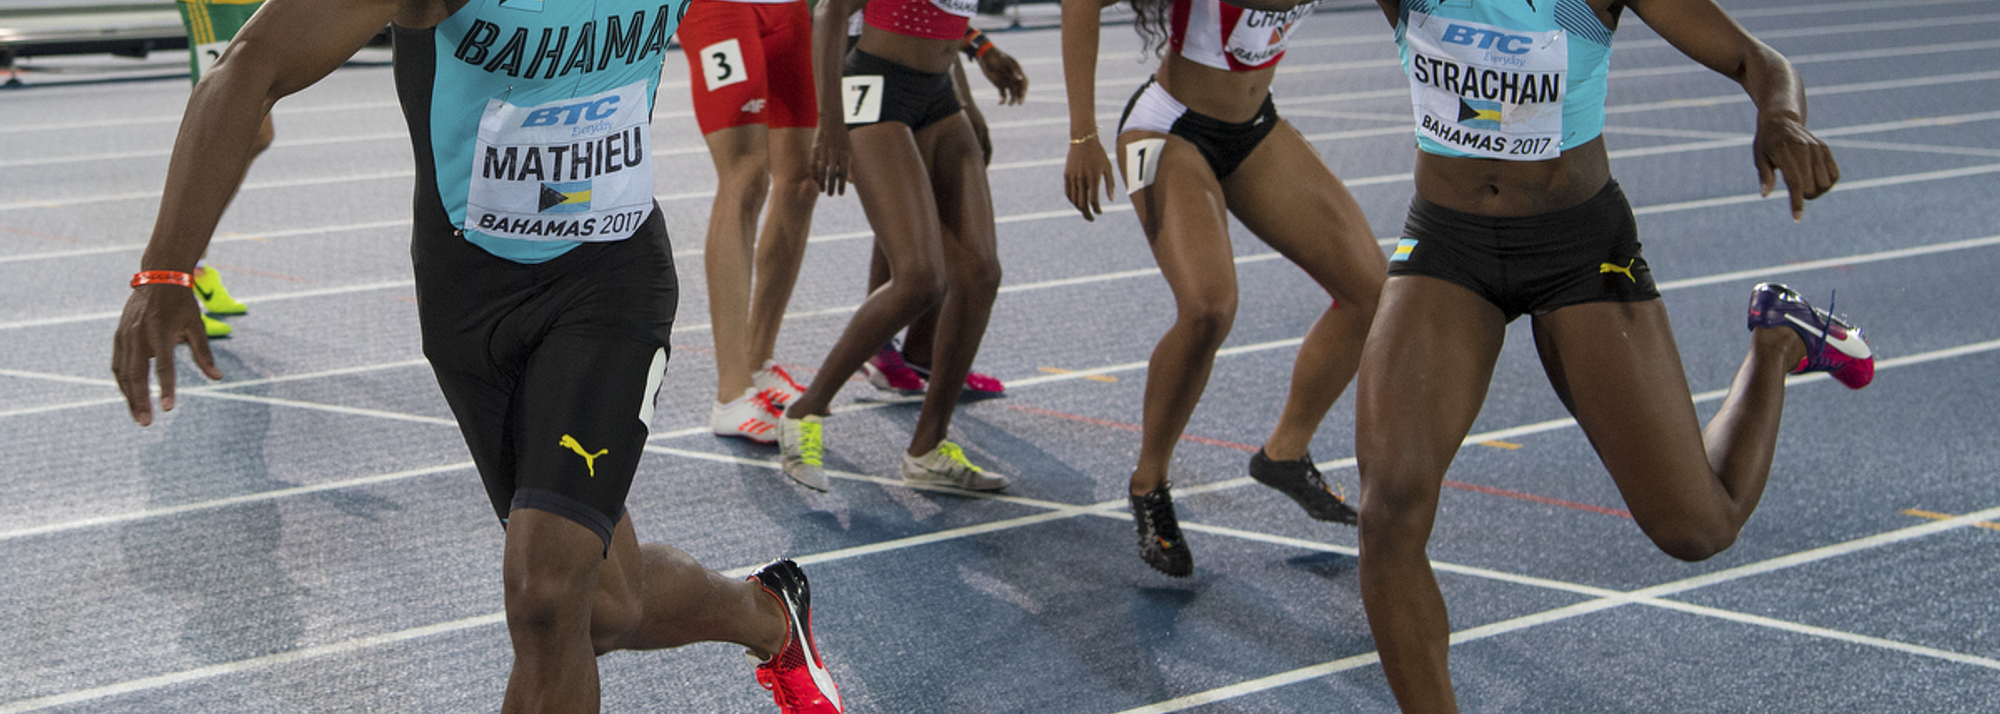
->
[[131, 270, 193, 288]]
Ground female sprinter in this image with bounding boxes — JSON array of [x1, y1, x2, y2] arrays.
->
[[1062, 0, 1387, 577], [679, 0, 820, 443], [775, 0, 1028, 493], [1357, 0, 1866, 710]]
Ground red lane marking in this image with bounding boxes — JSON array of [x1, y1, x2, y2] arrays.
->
[[1006, 402, 1632, 518], [0, 225, 82, 244], [1441, 480, 1632, 519], [1004, 403, 1258, 453]]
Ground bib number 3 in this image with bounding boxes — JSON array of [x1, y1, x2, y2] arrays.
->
[[700, 39, 747, 92], [842, 75, 884, 125]]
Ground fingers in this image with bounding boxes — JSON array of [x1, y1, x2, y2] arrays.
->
[[111, 330, 154, 426], [1756, 150, 1776, 198]]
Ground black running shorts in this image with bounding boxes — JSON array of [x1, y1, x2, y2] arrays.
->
[[1387, 180, 1658, 322], [841, 48, 961, 133], [1117, 78, 1281, 180], [412, 209, 678, 552]]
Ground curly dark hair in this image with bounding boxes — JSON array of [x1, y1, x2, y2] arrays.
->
[[1130, 0, 1173, 57]]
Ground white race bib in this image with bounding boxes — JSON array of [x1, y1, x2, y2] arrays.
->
[[467, 81, 655, 242], [842, 75, 884, 124], [1406, 11, 1566, 160]]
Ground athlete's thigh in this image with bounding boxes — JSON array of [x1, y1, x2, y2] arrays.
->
[[1221, 121, 1388, 306], [1121, 130, 1236, 305], [1356, 275, 1507, 496], [916, 114, 998, 264], [701, 123, 771, 174], [1532, 300, 1726, 516], [848, 122, 946, 271]]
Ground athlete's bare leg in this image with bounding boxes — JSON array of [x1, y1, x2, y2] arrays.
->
[[745, 126, 820, 370], [786, 120, 947, 419], [501, 509, 786, 713], [702, 124, 777, 403], [1218, 121, 1386, 462], [1122, 131, 1235, 497], [1532, 299, 1807, 559], [905, 112, 1001, 455], [1354, 275, 1507, 714]]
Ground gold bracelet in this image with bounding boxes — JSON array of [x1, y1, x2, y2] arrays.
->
[[1069, 133, 1097, 145]]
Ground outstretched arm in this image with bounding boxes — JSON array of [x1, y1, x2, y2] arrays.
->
[[113, 0, 411, 426], [1060, 0, 1122, 220], [1629, 0, 1838, 220]]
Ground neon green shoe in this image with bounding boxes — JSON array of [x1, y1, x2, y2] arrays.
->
[[192, 265, 248, 315], [202, 313, 233, 339]]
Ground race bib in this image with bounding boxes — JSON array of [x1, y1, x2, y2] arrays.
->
[[467, 81, 655, 242], [699, 39, 748, 92], [842, 75, 884, 124], [1227, 2, 1315, 68], [1405, 11, 1566, 160], [929, 0, 978, 18]]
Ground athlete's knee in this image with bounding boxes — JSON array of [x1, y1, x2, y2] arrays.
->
[[1357, 472, 1441, 552], [1172, 296, 1237, 347], [503, 567, 594, 637], [1640, 519, 1739, 562], [951, 252, 1002, 299], [717, 164, 773, 213]]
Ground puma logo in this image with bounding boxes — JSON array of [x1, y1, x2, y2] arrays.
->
[[1599, 259, 1638, 282], [558, 434, 607, 477]]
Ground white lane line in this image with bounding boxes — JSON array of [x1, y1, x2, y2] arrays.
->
[[3, 338, 1993, 711], [1113, 503, 2000, 714]]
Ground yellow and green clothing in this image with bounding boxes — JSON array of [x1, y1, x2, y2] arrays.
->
[[176, 0, 265, 81]]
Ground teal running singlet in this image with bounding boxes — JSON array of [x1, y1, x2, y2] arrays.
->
[[397, 0, 685, 263], [1395, 0, 1613, 161]]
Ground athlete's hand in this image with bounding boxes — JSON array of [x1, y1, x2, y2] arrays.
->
[[812, 121, 853, 196], [1754, 111, 1839, 221], [976, 46, 1027, 106], [111, 284, 222, 426], [1063, 136, 1118, 221]]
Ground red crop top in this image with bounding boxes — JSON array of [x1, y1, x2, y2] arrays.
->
[[863, 0, 977, 41]]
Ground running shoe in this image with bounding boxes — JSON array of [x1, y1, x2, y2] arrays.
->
[[192, 265, 248, 315], [749, 559, 844, 714], [860, 341, 926, 395], [755, 361, 808, 409], [1248, 449, 1357, 525], [1747, 283, 1874, 389], [900, 441, 1010, 491], [1131, 485, 1192, 577], [201, 313, 232, 339], [778, 415, 831, 491], [906, 360, 1006, 398], [713, 388, 783, 444]]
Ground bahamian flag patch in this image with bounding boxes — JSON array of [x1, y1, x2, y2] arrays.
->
[[539, 181, 592, 213], [1391, 238, 1418, 262], [1457, 98, 1502, 130]]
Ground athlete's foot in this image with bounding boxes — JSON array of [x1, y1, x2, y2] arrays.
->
[[900, 441, 1009, 491], [749, 559, 844, 714], [1748, 283, 1874, 389], [1248, 448, 1357, 525], [906, 359, 1006, 399], [778, 415, 831, 491], [1130, 484, 1192, 577], [755, 361, 808, 409], [861, 341, 926, 395], [201, 313, 232, 339], [192, 265, 248, 315], [713, 387, 783, 443]]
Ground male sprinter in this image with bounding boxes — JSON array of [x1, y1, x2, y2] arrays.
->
[[111, 0, 843, 711]]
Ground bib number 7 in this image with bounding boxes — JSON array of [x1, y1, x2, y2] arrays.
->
[[842, 75, 884, 125]]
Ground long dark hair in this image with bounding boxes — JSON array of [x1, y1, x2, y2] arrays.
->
[[1130, 0, 1173, 57]]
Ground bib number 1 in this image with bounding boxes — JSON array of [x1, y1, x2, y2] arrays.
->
[[1124, 138, 1166, 195]]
